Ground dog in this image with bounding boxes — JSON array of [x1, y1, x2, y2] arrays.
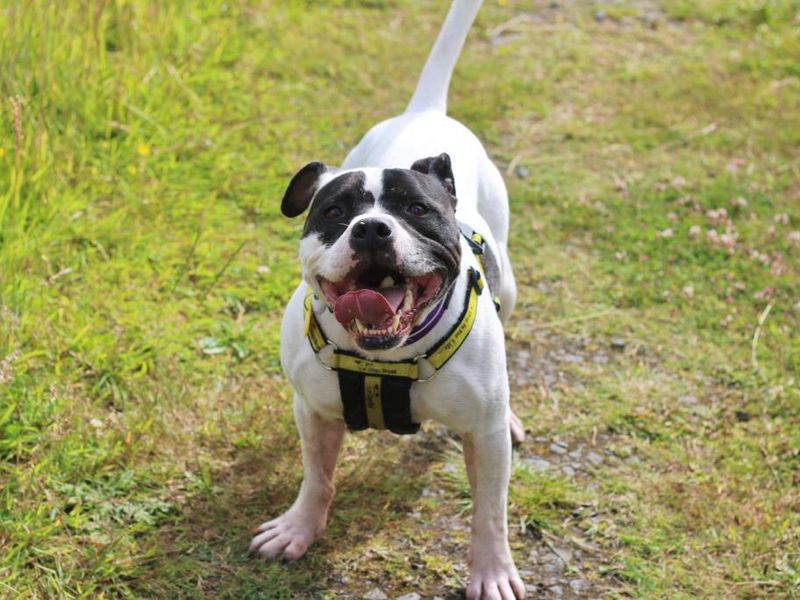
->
[[250, 1, 526, 598]]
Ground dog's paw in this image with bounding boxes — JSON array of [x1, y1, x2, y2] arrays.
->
[[466, 559, 526, 600], [509, 410, 525, 445], [249, 508, 326, 561]]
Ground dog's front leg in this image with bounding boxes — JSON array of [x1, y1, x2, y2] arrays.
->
[[462, 426, 525, 600], [250, 394, 345, 561]]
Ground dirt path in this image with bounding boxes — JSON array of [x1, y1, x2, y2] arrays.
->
[[315, 331, 630, 599]]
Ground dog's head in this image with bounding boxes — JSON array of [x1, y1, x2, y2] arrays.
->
[[282, 153, 462, 351]]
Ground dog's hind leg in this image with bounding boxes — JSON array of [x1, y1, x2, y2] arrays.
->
[[250, 395, 345, 561], [477, 159, 517, 324], [462, 426, 526, 599], [509, 410, 525, 446], [477, 160, 524, 445]]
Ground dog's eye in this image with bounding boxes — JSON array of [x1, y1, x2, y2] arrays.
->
[[324, 205, 344, 220], [407, 203, 428, 217]]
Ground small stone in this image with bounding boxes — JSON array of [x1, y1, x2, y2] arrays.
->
[[364, 588, 389, 600], [562, 465, 576, 477], [642, 10, 661, 28], [549, 585, 564, 597], [586, 451, 604, 466], [679, 394, 698, 405], [551, 546, 573, 563], [514, 165, 531, 179], [610, 337, 626, 351], [395, 594, 421, 600], [735, 410, 751, 422], [542, 562, 560, 573], [518, 569, 536, 578], [523, 456, 552, 471], [593, 10, 606, 21], [568, 449, 582, 459], [534, 435, 548, 443], [569, 579, 592, 593], [549, 442, 568, 455]]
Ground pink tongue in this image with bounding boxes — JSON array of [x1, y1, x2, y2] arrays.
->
[[334, 287, 405, 327]]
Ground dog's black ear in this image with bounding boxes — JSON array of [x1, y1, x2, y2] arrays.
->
[[410, 152, 456, 197], [281, 162, 333, 218]]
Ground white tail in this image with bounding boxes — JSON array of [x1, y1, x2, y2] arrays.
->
[[406, 0, 483, 114]]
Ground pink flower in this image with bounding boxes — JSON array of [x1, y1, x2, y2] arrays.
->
[[750, 249, 771, 266], [726, 158, 745, 173], [706, 208, 729, 226], [729, 197, 748, 208], [754, 287, 775, 301], [788, 231, 800, 246], [719, 234, 736, 253]]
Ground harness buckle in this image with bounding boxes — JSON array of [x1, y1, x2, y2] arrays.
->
[[412, 354, 438, 383], [311, 341, 338, 371]]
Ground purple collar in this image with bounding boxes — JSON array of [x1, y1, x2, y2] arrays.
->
[[403, 294, 449, 346]]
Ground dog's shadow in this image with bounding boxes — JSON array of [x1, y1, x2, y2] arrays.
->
[[135, 422, 459, 598]]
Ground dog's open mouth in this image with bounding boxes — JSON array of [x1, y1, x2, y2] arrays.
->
[[318, 265, 443, 350]]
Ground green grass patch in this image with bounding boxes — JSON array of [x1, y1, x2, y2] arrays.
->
[[2, 0, 799, 597]]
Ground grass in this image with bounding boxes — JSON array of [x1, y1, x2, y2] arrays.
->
[[1, 0, 799, 597]]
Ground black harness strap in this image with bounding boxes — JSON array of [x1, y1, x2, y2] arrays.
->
[[378, 376, 418, 434], [338, 370, 369, 431]]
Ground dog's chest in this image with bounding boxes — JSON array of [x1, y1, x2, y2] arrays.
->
[[281, 268, 508, 436]]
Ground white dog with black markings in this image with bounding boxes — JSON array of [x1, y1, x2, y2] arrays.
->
[[250, 1, 527, 598]]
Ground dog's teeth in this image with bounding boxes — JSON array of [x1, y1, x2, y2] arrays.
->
[[380, 276, 395, 288], [402, 287, 414, 311], [354, 319, 365, 333], [391, 314, 400, 331]]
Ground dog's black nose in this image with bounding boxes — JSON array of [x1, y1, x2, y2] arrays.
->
[[350, 218, 393, 250]]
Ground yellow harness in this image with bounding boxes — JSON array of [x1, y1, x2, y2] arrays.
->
[[303, 225, 495, 434]]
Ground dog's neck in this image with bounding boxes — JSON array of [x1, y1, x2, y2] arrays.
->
[[308, 237, 475, 363]]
